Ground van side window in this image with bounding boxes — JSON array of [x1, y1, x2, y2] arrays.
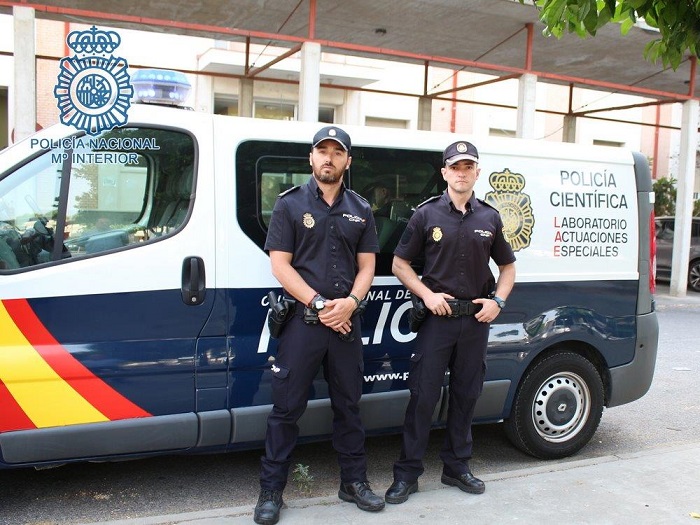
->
[[236, 140, 444, 276], [259, 156, 312, 228], [0, 128, 195, 271]]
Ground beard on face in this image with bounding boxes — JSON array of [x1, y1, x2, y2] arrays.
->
[[315, 171, 342, 184], [312, 161, 344, 184]]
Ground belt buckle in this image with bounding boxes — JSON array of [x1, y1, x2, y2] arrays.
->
[[458, 301, 470, 316], [446, 300, 460, 318]]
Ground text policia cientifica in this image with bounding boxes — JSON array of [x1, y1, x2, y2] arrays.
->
[[550, 169, 628, 209]]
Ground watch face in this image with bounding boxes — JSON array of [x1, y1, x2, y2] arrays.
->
[[314, 299, 325, 310]]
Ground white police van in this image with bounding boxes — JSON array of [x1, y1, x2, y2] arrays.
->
[[0, 89, 659, 468]]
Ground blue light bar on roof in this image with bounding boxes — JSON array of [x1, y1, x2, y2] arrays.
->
[[131, 69, 191, 106]]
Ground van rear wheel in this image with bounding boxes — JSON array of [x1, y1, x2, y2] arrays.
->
[[688, 259, 700, 292], [504, 352, 604, 459]]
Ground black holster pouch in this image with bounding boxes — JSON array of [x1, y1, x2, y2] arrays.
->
[[302, 307, 319, 325], [267, 291, 295, 338], [408, 295, 427, 332], [337, 299, 368, 342]]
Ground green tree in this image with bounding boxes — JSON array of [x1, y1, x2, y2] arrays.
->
[[653, 176, 676, 216], [653, 177, 700, 216], [521, 0, 700, 69]]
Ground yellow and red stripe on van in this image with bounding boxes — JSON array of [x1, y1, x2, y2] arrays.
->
[[0, 298, 150, 433]]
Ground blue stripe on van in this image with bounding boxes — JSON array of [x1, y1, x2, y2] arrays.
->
[[22, 279, 637, 417]]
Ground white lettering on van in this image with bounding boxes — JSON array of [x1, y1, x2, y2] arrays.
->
[[363, 300, 414, 346], [256, 299, 416, 353], [365, 289, 412, 301]]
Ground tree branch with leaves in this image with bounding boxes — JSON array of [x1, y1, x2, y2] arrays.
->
[[521, 0, 700, 70]]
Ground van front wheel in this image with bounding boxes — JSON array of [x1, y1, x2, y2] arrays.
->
[[504, 352, 604, 459]]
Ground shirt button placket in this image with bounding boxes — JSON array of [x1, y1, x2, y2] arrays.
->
[[329, 216, 339, 288]]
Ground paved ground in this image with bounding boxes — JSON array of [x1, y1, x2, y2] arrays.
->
[[82, 441, 700, 525], [81, 286, 700, 524]]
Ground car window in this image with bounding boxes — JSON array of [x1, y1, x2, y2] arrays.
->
[[656, 220, 674, 241]]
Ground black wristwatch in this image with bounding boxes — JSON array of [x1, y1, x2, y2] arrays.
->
[[492, 296, 506, 309], [309, 293, 327, 313]]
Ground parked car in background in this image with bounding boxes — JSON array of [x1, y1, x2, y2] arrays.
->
[[655, 216, 700, 292]]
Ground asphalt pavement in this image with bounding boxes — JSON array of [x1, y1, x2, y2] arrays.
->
[[78, 442, 700, 525], [79, 286, 700, 525]]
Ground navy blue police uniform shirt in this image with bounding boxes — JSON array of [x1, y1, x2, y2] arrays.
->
[[394, 191, 516, 300], [265, 176, 380, 300]]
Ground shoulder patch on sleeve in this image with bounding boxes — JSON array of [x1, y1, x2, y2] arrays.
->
[[278, 185, 301, 198], [346, 188, 369, 204], [477, 197, 499, 212], [416, 195, 441, 209]]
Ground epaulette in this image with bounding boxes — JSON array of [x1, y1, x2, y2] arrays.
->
[[346, 187, 369, 204], [415, 195, 441, 209], [278, 185, 301, 198], [477, 197, 499, 212]]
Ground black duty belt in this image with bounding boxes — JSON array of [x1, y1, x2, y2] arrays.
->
[[445, 299, 482, 317]]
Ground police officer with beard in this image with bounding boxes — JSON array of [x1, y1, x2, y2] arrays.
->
[[384, 140, 516, 505], [254, 126, 384, 525]]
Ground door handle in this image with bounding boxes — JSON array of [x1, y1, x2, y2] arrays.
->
[[181, 256, 206, 305]]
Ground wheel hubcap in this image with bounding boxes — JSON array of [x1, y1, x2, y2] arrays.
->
[[689, 263, 700, 291], [531, 372, 591, 443]]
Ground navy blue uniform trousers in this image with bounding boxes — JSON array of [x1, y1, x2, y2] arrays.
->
[[393, 313, 489, 481], [260, 310, 367, 491]]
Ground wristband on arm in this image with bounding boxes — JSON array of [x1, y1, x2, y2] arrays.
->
[[348, 293, 361, 308]]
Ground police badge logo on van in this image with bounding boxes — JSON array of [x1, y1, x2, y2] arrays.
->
[[484, 168, 534, 251]]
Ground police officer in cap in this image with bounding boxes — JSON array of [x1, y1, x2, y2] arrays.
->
[[255, 126, 383, 524], [384, 140, 516, 504]]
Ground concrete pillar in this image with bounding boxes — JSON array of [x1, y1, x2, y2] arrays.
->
[[194, 73, 213, 113], [298, 42, 321, 122], [670, 99, 699, 297], [516, 73, 536, 139], [12, 6, 36, 144], [340, 90, 362, 125], [239, 77, 254, 118], [418, 96, 432, 131], [562, 114, 577, 143]]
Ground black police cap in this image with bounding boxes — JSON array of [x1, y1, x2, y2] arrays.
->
[[443, 140, 479, 165], [312, 126, 351, 151]]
